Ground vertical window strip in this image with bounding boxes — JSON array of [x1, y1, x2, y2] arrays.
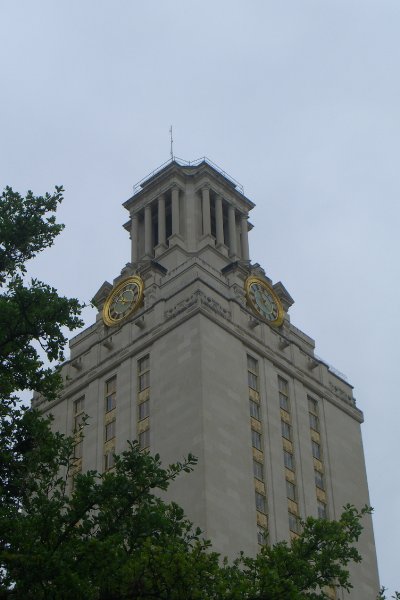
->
[[308, 396, 328, 520], [247, 355, 258, 391], [247, 355, 267, 544], [138, 355, 150, 392], [105, 376, 116, 412], [73, 396, 85, 432], [138, 355, 150, 450], [71, 396, 85, 489], [278, 376, 300, 535], [104, 376, 117, 472]]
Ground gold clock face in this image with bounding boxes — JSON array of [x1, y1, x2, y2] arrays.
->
[[103, 276, 144, 327], [245, 276, 284, 327]]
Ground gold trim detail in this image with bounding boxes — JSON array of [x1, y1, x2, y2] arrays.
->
[[313, 458, 324, 472], [282, 438, 293, 453], [252, 448, 264, 462], [249, 388, 260, 402], [102, 276, 144, 327], [255, 479, 266, 494], [257, 511, 268, 527], [138, 388, 150, 403], [311, 429, 321, 443], [104, 409, 116, 425], [251, 417, 262, 433], [104, 440, 115, 453], [137, 417, 150, 434], [288, 499, 299, 515], [244, 275, 285, 327], [285, 468, 296, 483]]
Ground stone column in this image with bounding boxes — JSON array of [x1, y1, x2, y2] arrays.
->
[[201, 186, 211, 236], [171, 186, 180, 236], [144, 204, 152, 257], [215, 195, 224, 246], [158, 194, 166, 247], [228, 205, 237, 258], [130, 212, 139, 263], [241, 214, 250, 261]]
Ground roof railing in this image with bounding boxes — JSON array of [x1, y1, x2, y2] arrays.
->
[[314, 353, 348, 382], [131, 156, 245, 196]]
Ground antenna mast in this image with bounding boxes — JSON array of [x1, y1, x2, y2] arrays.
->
[[169, 126, 174, 160]]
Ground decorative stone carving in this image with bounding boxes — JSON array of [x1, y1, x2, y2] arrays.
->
[[232, 283, 247, 306], [145, 284, 158, 307], [329, 382, 354, 405], [165, 290, 231, 321], [165, 293, 198, 319]]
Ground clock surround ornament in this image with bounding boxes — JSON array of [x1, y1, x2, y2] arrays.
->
[[245, 275, 284, 327], [102, 275, 144, 327]]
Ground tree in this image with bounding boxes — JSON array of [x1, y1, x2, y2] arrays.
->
[[0, 187, 396, 599], [0, 416, 388, 599], [0, 185, 84, 520], [0, 413, 381, 600], [0, 186, 83, 401]]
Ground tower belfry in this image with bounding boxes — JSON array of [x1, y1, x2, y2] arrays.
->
[[124, 158, 253, 267], [35, 158, 379, 599]]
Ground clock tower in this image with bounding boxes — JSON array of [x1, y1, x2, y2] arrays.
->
[[34, 158, 379, 599]]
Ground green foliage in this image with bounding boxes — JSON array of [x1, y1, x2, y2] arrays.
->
[[378, 589, 400, 600], [0, 186, 64, 278], [0, 415, 202, 599], [0, 186, 83, 401], [0, 412, 390, 600], [235, 505, 372, 600]]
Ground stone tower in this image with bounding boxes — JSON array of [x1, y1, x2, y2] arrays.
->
[[34, 158, 379, 599]]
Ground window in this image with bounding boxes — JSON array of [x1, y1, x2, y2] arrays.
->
[[278, 376, 288, 394], [253, 460, 264, 481], [255, 491, 266, 513], [74, 413, 85, 431], [139, 429, 150, 450], [286, 480, 296, 501], [309, 413, 319, 431], [105, 376, 116, 412], [139, 354, 149, 372], [138, 400, 149, 421], [248, 371, 258, 391], [278, 376, 289, 410], [74, 396, 85, 431], [247, 355, 258, 390], [317, 500, 328, 519], [289, 512, 300, 533], [312, 440, 321, 460], [138, 355, 150, 391], [279, 392, 289, 411], [74, 440, 83, 459], [308, 396, 318, 414], [281, 420, 291, 440], [251, 429, 262, 450], [247, 355, 258, 372], [104, 450, 115, 471], [284, 450, 294, 470], [315, 470, 325, 489], [249, 399, 260, 420], [105, 420, 116, 441], [257, 526, 266, 545], [74, 396, 84, 415]]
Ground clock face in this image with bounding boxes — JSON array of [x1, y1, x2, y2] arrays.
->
[[103, 276, 144, 326], [245, 276, 284, 327]]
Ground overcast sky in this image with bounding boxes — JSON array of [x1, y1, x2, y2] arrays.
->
[[1, 1, 399, 594]]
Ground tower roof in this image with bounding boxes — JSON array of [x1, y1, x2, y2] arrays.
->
[[123, 157, 255, 212]]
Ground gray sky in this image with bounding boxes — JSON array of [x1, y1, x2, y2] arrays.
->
[[1, 1, 399, 594]]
